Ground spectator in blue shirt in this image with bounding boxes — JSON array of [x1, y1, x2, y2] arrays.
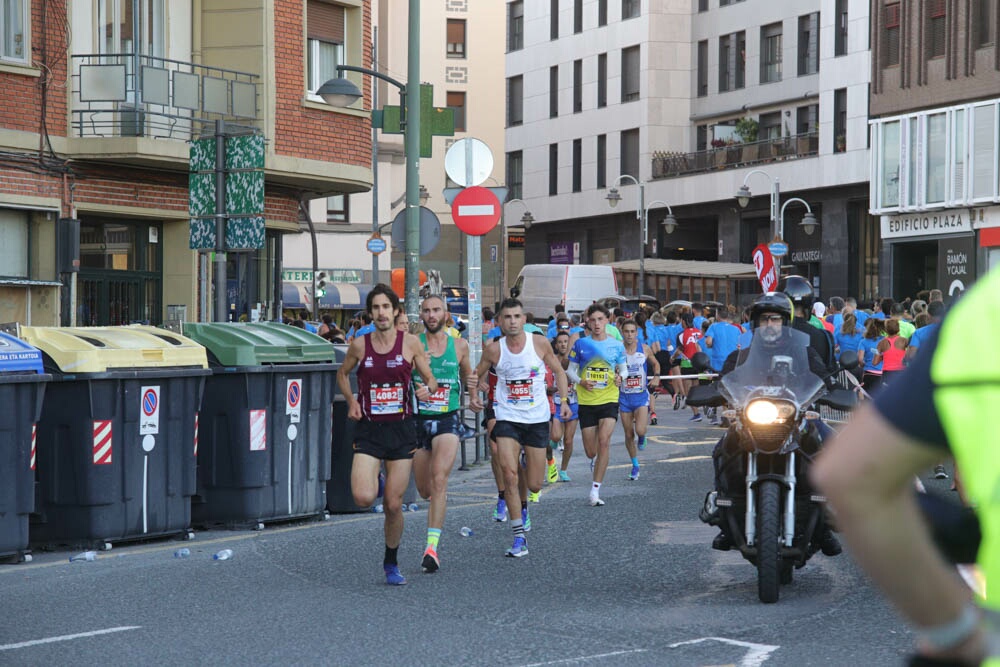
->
[[704, 307, 741, 373], [904, 300, 944, 364]]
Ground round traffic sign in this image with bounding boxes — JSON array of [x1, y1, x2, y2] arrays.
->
[[445, 138, 494, 187], [390, 206, 441, 254], [142, 388, 158, 416], [366, 236, 387, 254], [452, 186, 501, 236], [287, 381, 301, 408], [768, 241, 788, 258]]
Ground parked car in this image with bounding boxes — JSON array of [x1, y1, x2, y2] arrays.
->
[[594, 295, 662, 317]]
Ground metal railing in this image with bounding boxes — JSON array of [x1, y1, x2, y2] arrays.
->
[[70, 53, 260, 141], [651, 132, 819, 180]]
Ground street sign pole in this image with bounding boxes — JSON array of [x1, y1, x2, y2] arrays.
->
[[464, 141, 483, 368], [213, 119, 227, 323]]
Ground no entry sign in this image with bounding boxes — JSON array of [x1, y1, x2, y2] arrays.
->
[[452, 186, 501, 236]]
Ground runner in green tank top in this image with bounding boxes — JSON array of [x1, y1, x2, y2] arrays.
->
[[412, 295, 476, 574]]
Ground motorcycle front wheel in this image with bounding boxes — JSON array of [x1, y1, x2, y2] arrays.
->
[[756, 480, 782, 603]]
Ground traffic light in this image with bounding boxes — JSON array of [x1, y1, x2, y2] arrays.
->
[[315, 271, 328, 298]]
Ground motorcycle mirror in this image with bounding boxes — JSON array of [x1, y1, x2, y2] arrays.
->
[[690, 351, 712, 372]]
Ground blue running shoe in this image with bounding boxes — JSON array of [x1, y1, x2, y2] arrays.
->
[[384, 564, 407, 585], [638, 436, 646, 451], [628, 463, 640, 481], [493, 498, 508, 522], [558, 470, 571, 482], [505, 536, 528, 558], [521, 507, 532, 532]]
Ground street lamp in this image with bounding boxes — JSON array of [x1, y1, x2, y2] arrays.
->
[[734, 170, 781, 237], [502, 198, 534, 299], [779, 197, 819, 238], [318, 0, 423, 319], [646, 199, 677, 236], [606, 174, 646, 295]]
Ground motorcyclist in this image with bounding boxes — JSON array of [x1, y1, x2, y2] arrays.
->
[[699, 291, 841, 556]]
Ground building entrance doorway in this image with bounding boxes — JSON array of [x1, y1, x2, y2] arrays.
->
[[78, 217, 162, 325]]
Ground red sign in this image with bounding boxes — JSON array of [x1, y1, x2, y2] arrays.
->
[[752, 243, 779, 292], [452, 186, 501, 236]]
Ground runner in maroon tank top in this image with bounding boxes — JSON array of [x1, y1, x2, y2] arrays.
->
[[336, 284, 437, 586]]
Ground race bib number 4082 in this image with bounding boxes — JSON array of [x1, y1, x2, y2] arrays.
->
[[370, 383, 404, 415]]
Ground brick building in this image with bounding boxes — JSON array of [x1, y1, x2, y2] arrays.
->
[[0, 0, 372, 326]]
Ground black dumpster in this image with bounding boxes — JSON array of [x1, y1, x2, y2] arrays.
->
[[0, 331, 49, 561], [180, 323, 335, 528], [22, 326, 209, 549]]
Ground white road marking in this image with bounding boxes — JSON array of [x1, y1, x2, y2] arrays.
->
[[458, 204, 495, 216], [0, 626, 142, 651], [520, 649, 648, 666], [669, 637, 779, 667], [661, 455, 712, 463]]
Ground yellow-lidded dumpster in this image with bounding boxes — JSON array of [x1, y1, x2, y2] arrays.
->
[[0, 331, 49, 562], [23, 326, 209, 549]]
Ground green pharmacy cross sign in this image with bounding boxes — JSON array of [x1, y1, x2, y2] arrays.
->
[[189, 133, 266, 251], [372, 83, 455, 158]]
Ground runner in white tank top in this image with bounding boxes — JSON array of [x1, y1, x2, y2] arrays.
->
[[494, 337, 551, 424]]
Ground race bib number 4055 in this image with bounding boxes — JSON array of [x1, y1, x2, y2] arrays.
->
[[505, 379, 535, 406]]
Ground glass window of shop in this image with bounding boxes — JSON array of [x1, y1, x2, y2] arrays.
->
[[78, 218, 161, 326]]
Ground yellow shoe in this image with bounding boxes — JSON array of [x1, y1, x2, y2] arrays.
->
[[546, 460, 558, 484], [528, 491, 540, 503]]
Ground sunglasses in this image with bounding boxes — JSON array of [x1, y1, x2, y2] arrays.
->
[[761, 314, 784, 323]]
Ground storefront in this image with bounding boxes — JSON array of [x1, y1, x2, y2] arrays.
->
[[880, 209, 978, 300]]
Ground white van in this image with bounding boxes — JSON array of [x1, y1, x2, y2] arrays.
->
[[510, 264, 618, 320]]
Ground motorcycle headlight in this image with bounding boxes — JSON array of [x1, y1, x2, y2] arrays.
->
[[745, 400, 795, 425]]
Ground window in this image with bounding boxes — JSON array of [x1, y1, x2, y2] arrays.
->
[[551, 0, 559, 40], [507, 150, 523, 201], [834, 0, 848, 56], [508, 1, 524, 52], [574, 0, 583, 33], [598, 0, 608, 26], [696, 40, 708, 97], [975, 0, 995, 47], [550, 66, 559, 118], [759, 111, 781, 140], [622, 0, 640, 20], [735, 32, 746, 88], [621, 45, 640, 102], [549, 143, 559, 196], [447, 19, 466, 58], [572, 139, 582, 192], [880, 121, 901, 208], [620, 128, 639, 181], [698, 0, 708, 11], [597, 53, 608, 107], [760, 22, 783, 83], [833, 88, 847, 152], [507, 75, 523, 126], [796, 104, 818, 135], [926, 0, 946, 59], [447, 91, 466, 132], [926, 113, 947, 204], [573, 59, 583, 112], [884, 2, 900, 66], [307, 1, 346, 96], [326, 195, 349, 223], [972, 104, 996, 199], [719, 36, 732, 92], [98, 0, 165, 57], [596, 134, 607, 188], [696, 125, 708, 151], [1, 0, 28, 62], [0, 209, 28, 277], [797, 12, 819, 75]]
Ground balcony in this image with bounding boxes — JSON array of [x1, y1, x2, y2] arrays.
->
[[651, 132, 819, 180], [70, 53, 260, 144]]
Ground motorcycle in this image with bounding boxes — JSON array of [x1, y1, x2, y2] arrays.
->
[[687, 329, 857, 603]]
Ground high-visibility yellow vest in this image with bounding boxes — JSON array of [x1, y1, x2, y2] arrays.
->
[[930, 269, 1000, 663]]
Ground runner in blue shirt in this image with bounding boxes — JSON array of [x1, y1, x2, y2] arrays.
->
[[833, 312, 864, 357], [904, 301, 944, 363], [704, 308, 741, 373]]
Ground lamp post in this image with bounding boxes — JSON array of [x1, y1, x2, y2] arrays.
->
[[736, 170, 820, 264], [606, 174, 647, 295], [318, 0, 422, 319], [501, 198, 534, 301]]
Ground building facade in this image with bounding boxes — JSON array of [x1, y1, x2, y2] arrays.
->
[[868, 0, 1000, 300], [0, 0, 372, 326], [506, 0, 876, 306], [285, 0, 512, 315]]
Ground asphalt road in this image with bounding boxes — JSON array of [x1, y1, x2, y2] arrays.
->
[[1, 403, 945, 666]]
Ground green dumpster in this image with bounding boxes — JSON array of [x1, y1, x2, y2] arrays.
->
[[180, 322, 336, 528]]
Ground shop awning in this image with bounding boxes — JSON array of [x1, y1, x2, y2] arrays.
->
[[281, 282, 372, 310], [608, 258, 758, 279]]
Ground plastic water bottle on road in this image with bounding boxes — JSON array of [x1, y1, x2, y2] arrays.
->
[[213, 549, 233, 561], [408, 503, 419, 512], [174, 548, 191, 558], [460, 527, 473, 537], [69, 551, 96, 562]]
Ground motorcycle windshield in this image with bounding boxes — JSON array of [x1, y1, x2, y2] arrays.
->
[[720, 328, 825, 409]]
